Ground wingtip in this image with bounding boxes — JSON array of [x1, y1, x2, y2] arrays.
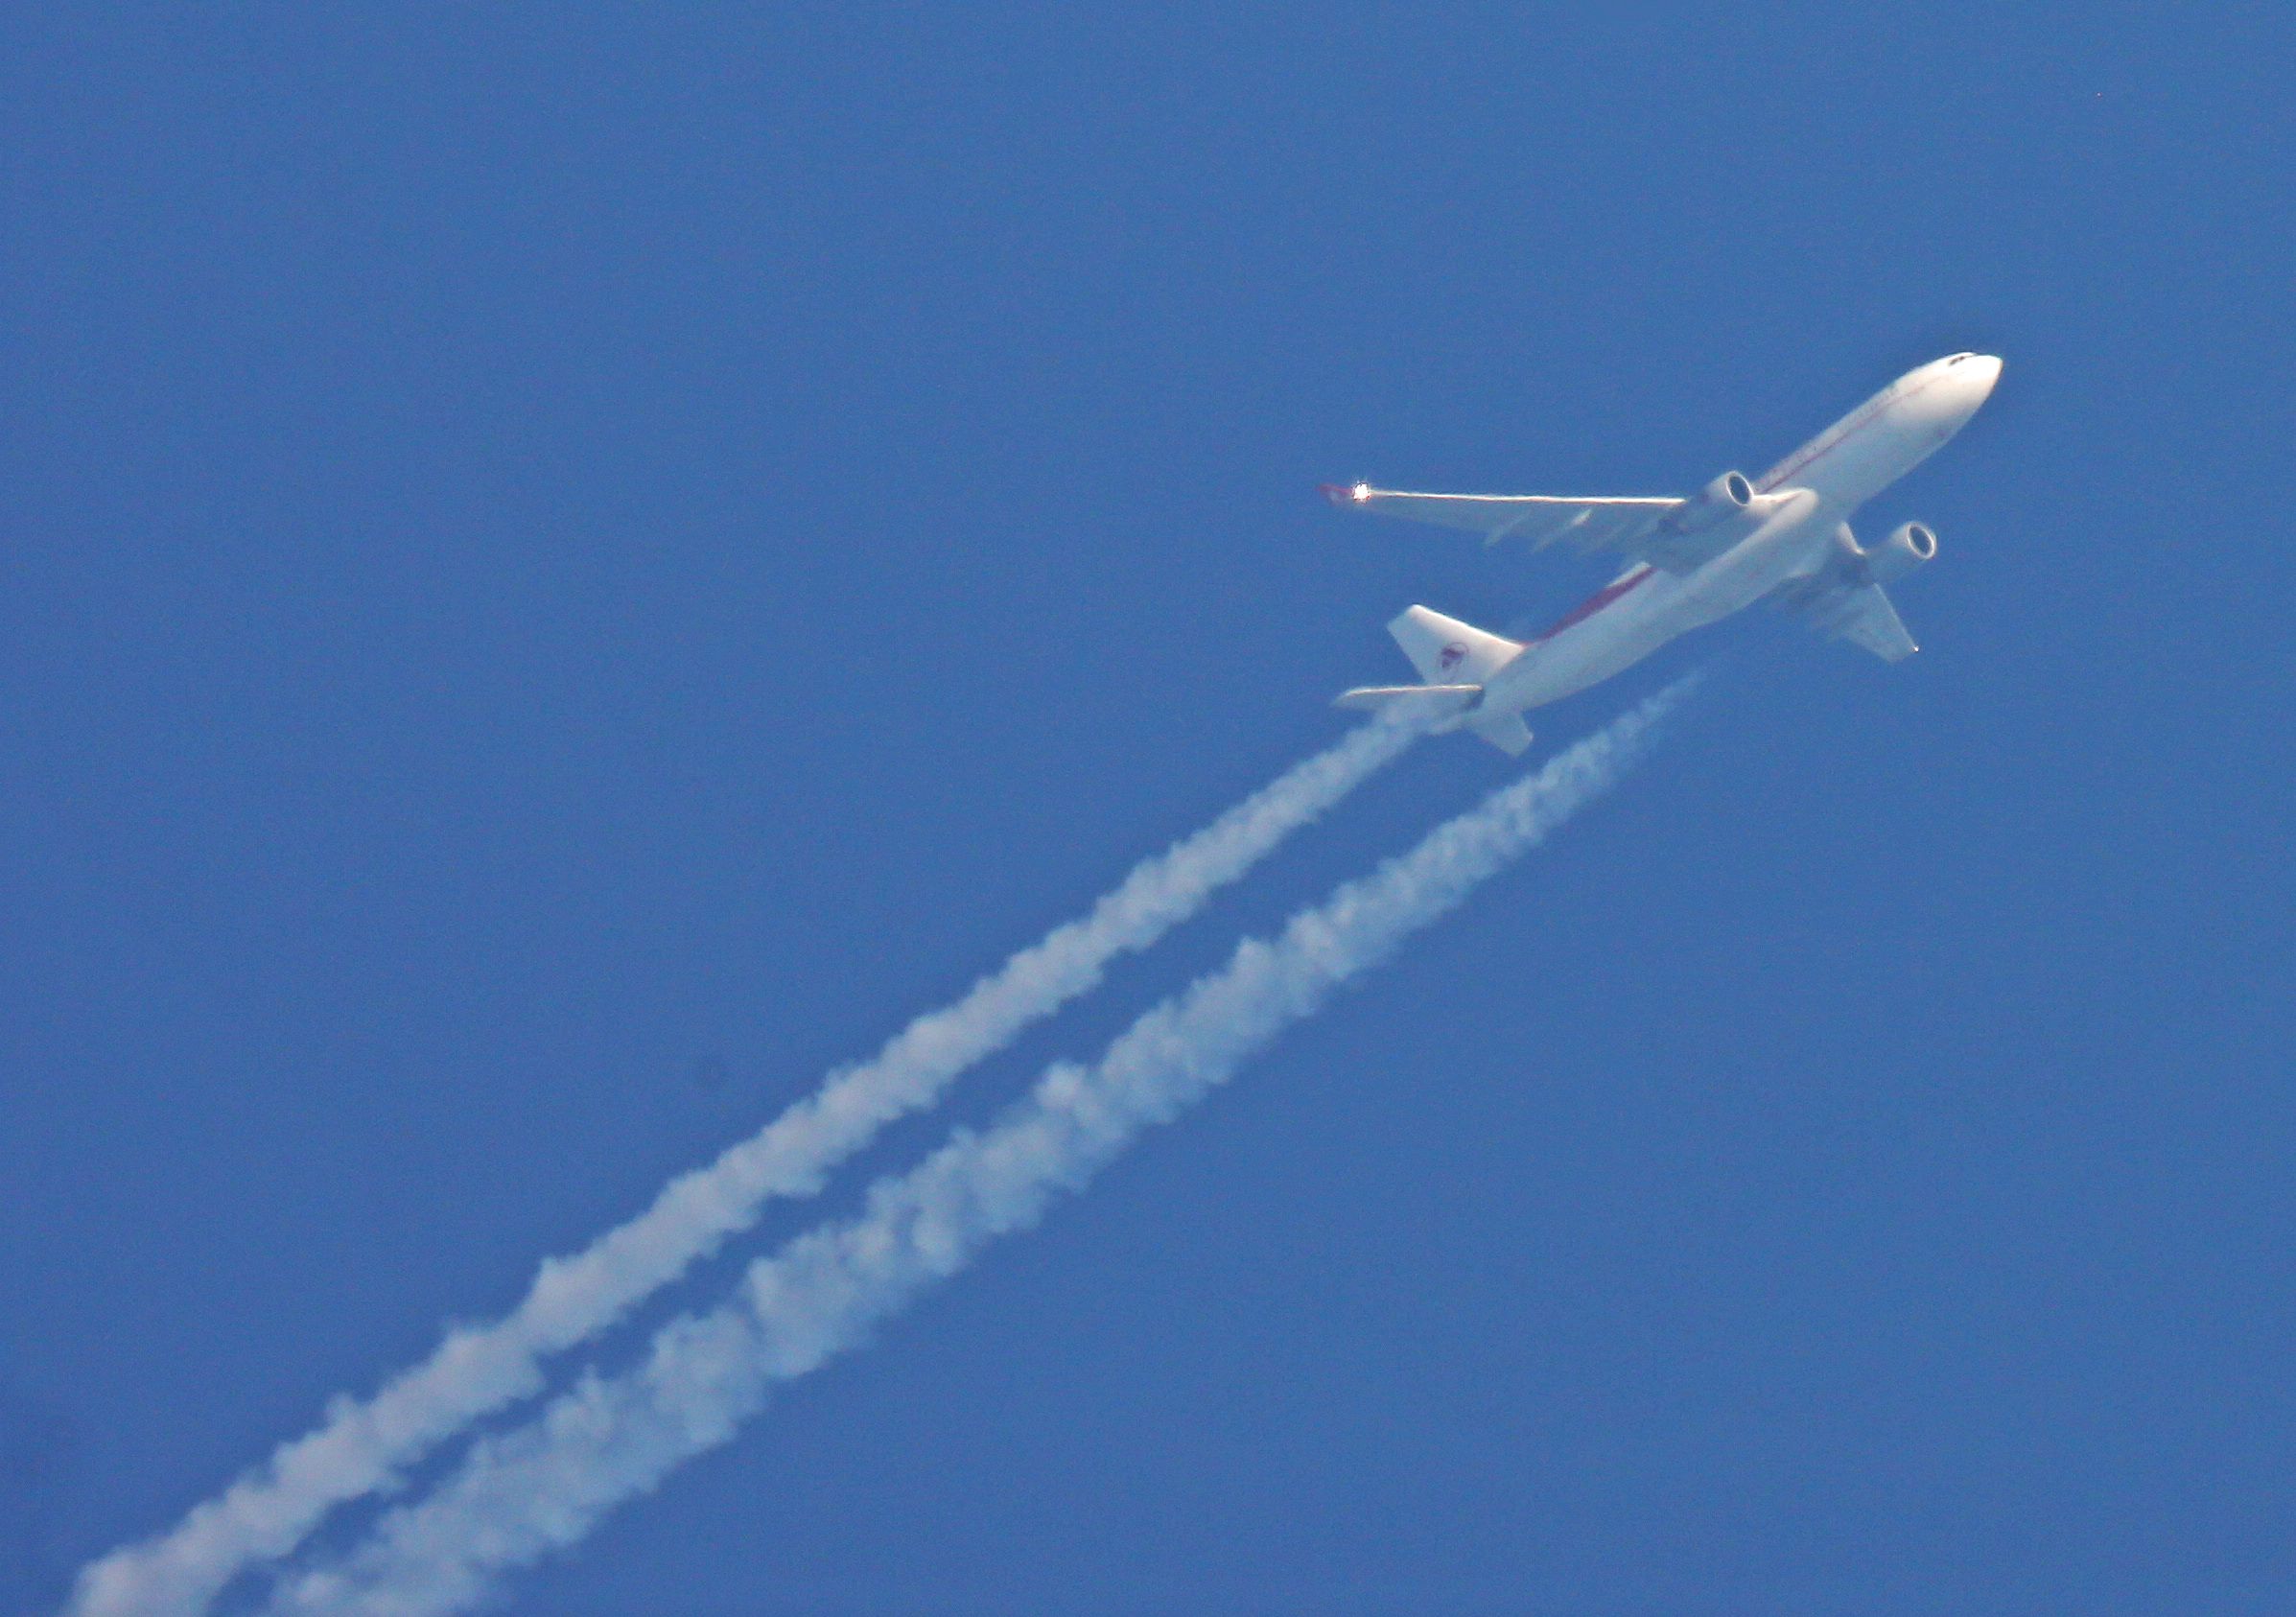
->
[[1319, 480, 1371, 507]]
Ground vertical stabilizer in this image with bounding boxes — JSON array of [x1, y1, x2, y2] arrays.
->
[[1388, 606, 1524, 685]]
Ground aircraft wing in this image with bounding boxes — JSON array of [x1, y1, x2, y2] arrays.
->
[[1784, 579, 1919, 663], [1321, 482, 1684, 560]]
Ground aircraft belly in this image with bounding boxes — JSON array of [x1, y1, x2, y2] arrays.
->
[[1333, 353, 1996, 739], [1490, 577, 1680, 710], [1495, 505, 1829, 715], [1674, 507, 1833, 628]]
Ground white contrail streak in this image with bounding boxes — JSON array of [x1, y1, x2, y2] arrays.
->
[[263, 681, 1692, 1617], [70, 716, 1425, 1617]]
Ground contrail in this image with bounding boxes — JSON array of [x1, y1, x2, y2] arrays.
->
[[262, 680, 1693, 1617], [69, 715, 1426, 1617]]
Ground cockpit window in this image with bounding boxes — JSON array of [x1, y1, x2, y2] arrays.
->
[[1948, 353, 1972, 364]]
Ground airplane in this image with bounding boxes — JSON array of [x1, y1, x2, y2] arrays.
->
[[1323, 352, 2002, 754]]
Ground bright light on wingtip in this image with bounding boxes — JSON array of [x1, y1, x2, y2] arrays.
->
[[1352, 481, 1371, 502]]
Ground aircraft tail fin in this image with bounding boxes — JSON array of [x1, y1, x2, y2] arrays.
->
[[1387, 606, 1525, 685], [1334, 608, 1531, 757], [1388, 607, 1532, 753]]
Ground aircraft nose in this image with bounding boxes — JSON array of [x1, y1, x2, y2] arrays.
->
[[1909, 353, 2002, 440], [1933, 353, 2002, 427]]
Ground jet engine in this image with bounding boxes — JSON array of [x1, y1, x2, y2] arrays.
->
[[1701, 470, 1756, 517], [1672, 470, 1756, 533], [1863, 521, 1937, 584]]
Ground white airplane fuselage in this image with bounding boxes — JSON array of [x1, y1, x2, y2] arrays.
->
[[1476, 353, 2001, 716]]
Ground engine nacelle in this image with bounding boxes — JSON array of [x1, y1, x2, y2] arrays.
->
[[1863, 521, 1937, 585], [1703, 469, 1755, 511], [1673, 470, 1756, 533]]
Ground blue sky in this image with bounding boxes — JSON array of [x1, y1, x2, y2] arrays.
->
[[4, 5, 2292, 1614]]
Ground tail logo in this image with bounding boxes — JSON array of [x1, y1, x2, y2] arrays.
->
[[1439, 643, 1468, 672]]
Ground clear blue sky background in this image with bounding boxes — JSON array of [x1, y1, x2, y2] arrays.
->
[[4, 7, 2291, 1615]]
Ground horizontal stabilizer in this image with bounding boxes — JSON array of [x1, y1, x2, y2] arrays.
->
[[1465, 710, 1534, 757], [1333, 685, 1533, 757], [1335, 683, 1481, 716]]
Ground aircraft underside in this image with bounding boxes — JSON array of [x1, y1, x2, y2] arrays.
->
[[1328, 353, 1998, 752]]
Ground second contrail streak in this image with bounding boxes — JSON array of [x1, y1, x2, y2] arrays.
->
[[70, 715, 1423, 1617], [265, 679, 1694, 1617]]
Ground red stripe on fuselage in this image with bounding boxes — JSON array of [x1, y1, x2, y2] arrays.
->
[[1540, 565, 1653, 640], [1755, 368, 1944, 493]]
